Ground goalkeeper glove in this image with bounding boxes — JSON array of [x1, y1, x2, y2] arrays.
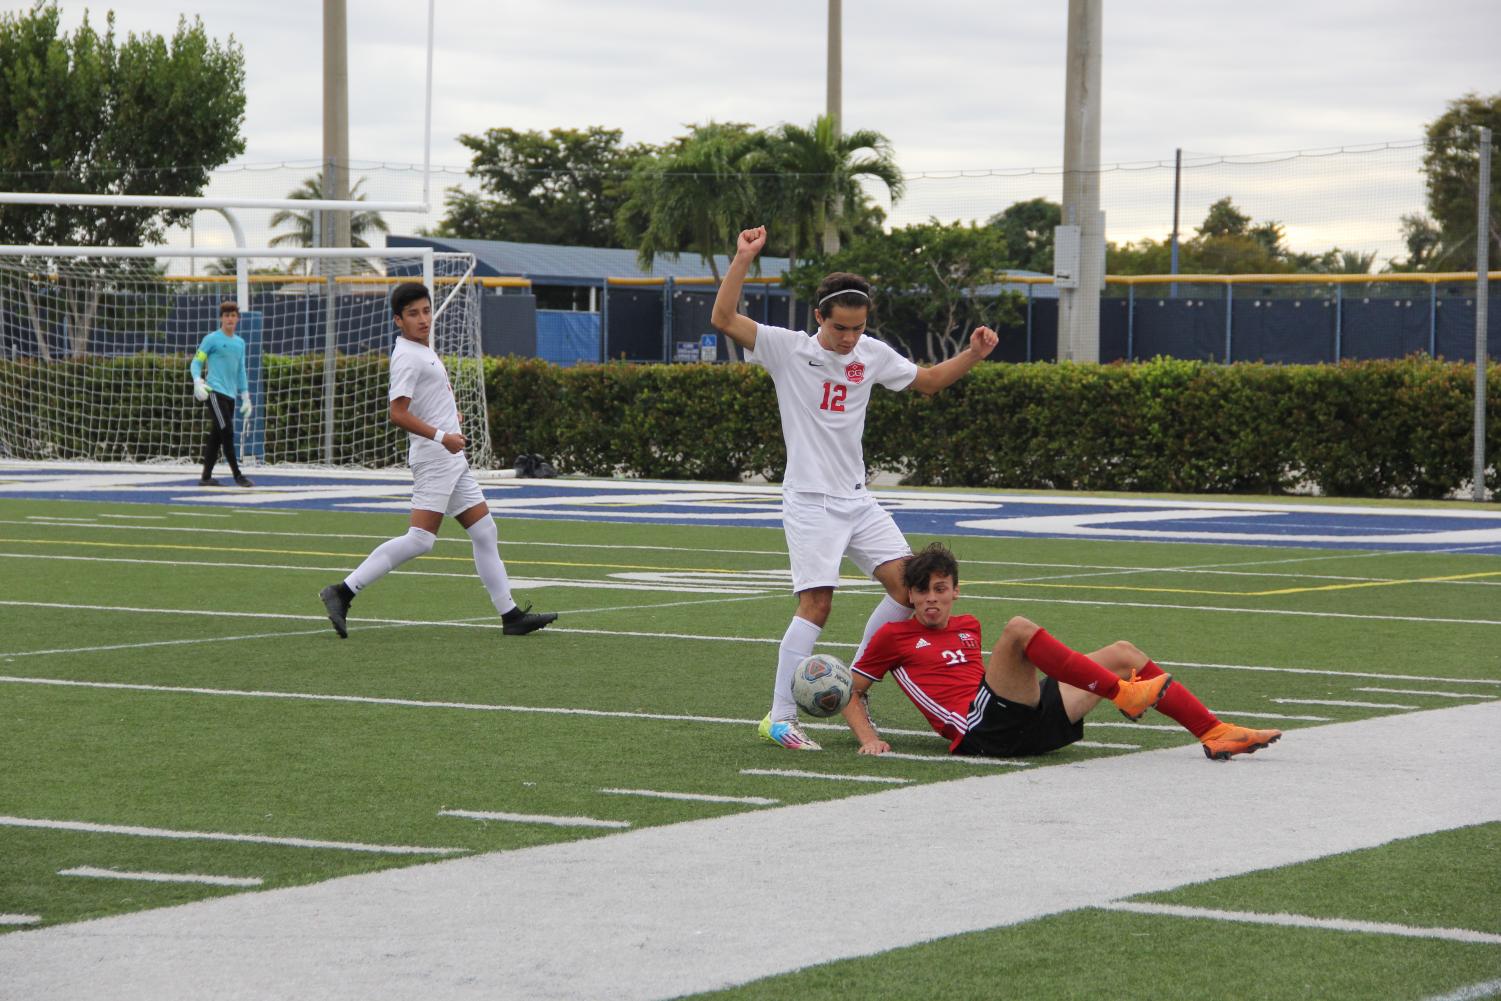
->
[[193, 378, 208, 402], [240, 393, 253, 418]]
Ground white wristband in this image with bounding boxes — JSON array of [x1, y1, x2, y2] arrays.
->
[[431, 428, 445, 443]]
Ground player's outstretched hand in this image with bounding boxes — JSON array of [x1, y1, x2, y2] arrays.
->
[[969, 325, 999, 359], [858, 739, 891, 755], [736, 226, 768, 259], [440, 432, 467, 454]]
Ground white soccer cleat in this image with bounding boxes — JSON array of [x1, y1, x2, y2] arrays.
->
[[758, 715, 822, 751]]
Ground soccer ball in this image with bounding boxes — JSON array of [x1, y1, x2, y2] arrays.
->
[[792, 654, 853, 718]]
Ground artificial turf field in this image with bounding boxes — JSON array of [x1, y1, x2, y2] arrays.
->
[[0, 492, 1498, 1000]]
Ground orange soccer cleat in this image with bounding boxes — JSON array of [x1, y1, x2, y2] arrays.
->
[[1200, 722, 1283, 761], [1111, 672, 1172, 721]]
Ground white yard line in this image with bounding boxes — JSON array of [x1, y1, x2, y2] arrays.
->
[[2, 702, 1495, 1001], [1075, 740, 1140, 750], [1273, 698, 1419, 710], [59, 867, 263, 888], [1420, 978, 1501, 1001], [958, 592, 1501, 627], [0, 816, 462, 856], [438, 810, 630, 830], [0, 914, 40, 925], [1356, 687, 1493, 700], [1096, 900, 1501, 945], [173, 512, 231, 519], [876, 752, 1033, 766], [598, 789, 779, 807], [1161, 658, 1501, 687], [1207, 710, 1331, 722], [740, 768, 912, 784], [98, 514, 166, 520]]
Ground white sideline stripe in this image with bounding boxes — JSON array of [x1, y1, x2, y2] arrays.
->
[[439, 809, 630, 830], [98, 514, 166, 520], [960, 592, 1501, 628], [877, 752, 1033, 767], [598, 789, 779, 806], [1161, 658, 1501, 687], [1208, 710, 1331, 722], [59, 866, 263, 888], [174, 512, 230, 518], [1273, 698, 1419, 709], [1097, 900, 1501, 945], [1421, 978, 1501, 1001], [229, 509, 299, 516], [0, 914, 40, 925], [0, 628, 337, 659], [1078, 719, 1180, 732], [0, 816, 463, 855], [1075, 740, 1140, 750], [1357, 687, 1493, 700], [0, 554, 769, 597], [740, 768, 912, 784]]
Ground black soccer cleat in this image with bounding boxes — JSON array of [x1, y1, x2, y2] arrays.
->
[[319, 584, 350, 638], [502, 604, 557, 636], [234, 475, 255, 488], [199, 476, 221, 487]]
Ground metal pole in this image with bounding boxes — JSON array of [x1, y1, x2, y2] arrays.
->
[[422, 0, 435, 213], [1429, 280, 1437, 357], [1127, 282, 1135, 359], [1334, 284, 1343, 362], [323, 275, 336, 465], [822, 0, 843, 255], [1058, 0, 1103, 363], [1224, 282, 1233, 363], [1026, 283, 1034, 362], [662, 276, 674, 362], [323, 0, 352, 258], [1170, 147, 1181, 298], [1473, 126, 1492, 502]]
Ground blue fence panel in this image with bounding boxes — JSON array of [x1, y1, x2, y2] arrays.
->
[[1341, 295, 1429, 360], [1131, 296, 1223, 361], [1231, 297, 1336, 363], [536, 310, 600, 368]]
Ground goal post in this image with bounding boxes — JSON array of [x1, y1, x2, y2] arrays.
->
[[0, 247, 491, 470]]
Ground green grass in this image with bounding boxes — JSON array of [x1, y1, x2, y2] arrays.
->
[[1, 493, 1498, 999], [690, 824, 1501, 1001]]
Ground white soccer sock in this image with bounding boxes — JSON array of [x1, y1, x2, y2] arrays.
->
[[851, 595, 913, 668], [771, 615, 823, 722], [465, 515, 518, 616], [343, 527, 435, 594]]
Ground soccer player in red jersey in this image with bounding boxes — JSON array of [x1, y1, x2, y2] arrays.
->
[[844, 543, 1282, 761]]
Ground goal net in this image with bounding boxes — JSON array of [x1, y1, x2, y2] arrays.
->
[[0, 250, 491, 469]]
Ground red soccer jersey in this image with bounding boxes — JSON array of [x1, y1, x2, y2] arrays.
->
[[852, 614, 986, 751]]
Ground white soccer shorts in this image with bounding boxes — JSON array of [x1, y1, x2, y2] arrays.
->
[[782, 489, 911, 593], [410, 456, 487, 517]]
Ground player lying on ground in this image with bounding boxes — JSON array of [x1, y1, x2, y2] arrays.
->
[[711, 225, 998, 752], [189, 299, 254, 488], [318, 282, 555, 639], [844, 543, 1282, 761]]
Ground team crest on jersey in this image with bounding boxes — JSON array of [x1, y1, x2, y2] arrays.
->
[[958, 632, 979, 650], [844, 361, 865, 384]]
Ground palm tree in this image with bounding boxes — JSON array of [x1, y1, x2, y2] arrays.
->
[[758, 115, 904, 259], [269, 176, 389, 273], [618, 122, 764, 283]]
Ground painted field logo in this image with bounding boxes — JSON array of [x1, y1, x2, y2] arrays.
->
[[844, 361, 865, 384]]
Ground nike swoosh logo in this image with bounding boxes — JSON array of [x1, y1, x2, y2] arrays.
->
[[807, 360, 822, 367]]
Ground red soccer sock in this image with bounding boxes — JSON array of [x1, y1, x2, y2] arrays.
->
[[1023, 629, 1121, 699], [1137, 660, 1219, 738]]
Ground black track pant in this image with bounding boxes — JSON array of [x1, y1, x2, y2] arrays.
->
[[202, 391, 243, 479]]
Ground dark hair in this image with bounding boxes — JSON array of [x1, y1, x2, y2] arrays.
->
[[903, 542, 959, 590], [813, 272, 873, 317], [391, 282, 431, 317], [219, 300, 239, 316]]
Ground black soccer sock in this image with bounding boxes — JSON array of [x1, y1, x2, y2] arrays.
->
[[502, 605, 525, 623], [336, 582, 355, 604]]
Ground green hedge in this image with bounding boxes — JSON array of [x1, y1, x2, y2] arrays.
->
[[2, 353, 1495, 498], [484, 355, 1501, 499]]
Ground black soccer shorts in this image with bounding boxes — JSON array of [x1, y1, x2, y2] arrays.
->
[[953, 676, 1084, 758]]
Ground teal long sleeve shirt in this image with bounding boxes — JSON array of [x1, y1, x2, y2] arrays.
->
[[189, 330, 248, 398]]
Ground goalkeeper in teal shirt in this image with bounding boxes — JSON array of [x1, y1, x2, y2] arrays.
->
[[189, 300, 254, 487]]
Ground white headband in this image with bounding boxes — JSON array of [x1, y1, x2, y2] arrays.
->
[[818, 288, 870, 308]]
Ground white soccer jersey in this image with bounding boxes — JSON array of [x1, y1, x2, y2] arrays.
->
[[750, 323, 918, 496], [388, 336, 464, 466]]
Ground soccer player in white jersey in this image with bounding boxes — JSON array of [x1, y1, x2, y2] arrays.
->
[[711, 225, 999, 750], [318, 282, 555, 639]]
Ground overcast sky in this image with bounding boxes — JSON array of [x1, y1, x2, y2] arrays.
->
[[51, 1, 1501, 254]]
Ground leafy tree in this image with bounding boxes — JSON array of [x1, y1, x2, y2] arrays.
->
[[268, 176, 388, 273], [435, 126, 652, 247], [986, 197, 1061, 273], [1420, 92, 1501, 270], [616, 122, 765, 283], [1386, 213, 1454, 272], [789, 220, 1019, 362], [0, 1, 245, 355], [1109, 197, 1306, 275]]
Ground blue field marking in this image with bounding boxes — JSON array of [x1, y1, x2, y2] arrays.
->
[[2, 464, 1500, 555]]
